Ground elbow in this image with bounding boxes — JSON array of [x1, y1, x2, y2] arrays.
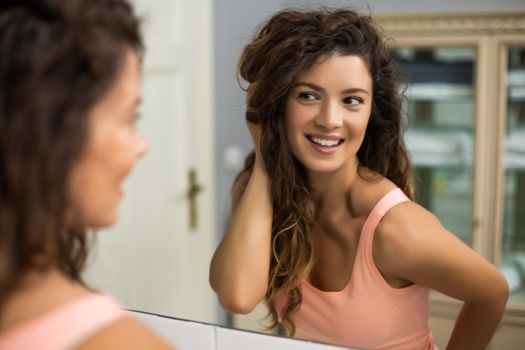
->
[[209, 279, 258, 314], [209, 267, 266, 314], [482, 273, 510, 313], [211, 280, 263, 314], [465, 274, 509, 314], [492, 271, 510, 308], [218, 293, 260, 314]]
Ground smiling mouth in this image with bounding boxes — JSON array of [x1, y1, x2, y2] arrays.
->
[[306, 135, 344, 147]]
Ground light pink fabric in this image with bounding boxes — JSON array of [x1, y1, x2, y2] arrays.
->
[[273, 188, 437, 350], [0, 293, 125, 350]]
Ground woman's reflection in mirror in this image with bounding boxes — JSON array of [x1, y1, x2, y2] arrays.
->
[[210, 8, 509, 350]]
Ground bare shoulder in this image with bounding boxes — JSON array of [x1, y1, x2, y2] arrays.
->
[[377, 200, 443, 245], [372, 200, 446, 277], [1, 270, 91, 330], [373, 200, 507, 304], [77, 315, 174, 350], [348, 171, 398, 217]]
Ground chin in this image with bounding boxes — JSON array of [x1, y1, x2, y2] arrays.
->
[[301, 158, 345, 174], [88, 212, 119, 229]]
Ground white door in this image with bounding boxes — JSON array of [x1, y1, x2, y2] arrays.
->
[[83, 0, 216, 324]]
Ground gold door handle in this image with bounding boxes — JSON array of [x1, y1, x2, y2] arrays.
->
[[186, 168, 203, 231]]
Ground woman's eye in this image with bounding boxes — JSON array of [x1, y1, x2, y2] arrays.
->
[[343, 97, 361, 106], [298, 92, 317, 101]]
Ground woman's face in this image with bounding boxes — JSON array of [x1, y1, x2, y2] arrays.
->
[[68, 49, 147, 228], [285, 53, 372, 175]]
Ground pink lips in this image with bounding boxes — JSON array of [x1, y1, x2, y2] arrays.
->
[[310, 142, 340, 154], [306, 135, 343, 154]]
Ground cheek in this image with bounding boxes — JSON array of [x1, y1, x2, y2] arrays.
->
[[72, 130, 132, 194], [101, 131, 138, 179], [66, 131, 134, 227], [284, 102, 311, 134], [352, 109, 371, 134], [354, 119, 369, 136]]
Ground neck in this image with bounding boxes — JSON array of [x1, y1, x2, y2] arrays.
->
[[16, 268, 66, 294], [308, 157, 360, 208], [0, 268, 88, 330]]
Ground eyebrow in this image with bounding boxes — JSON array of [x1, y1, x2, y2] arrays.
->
[[293, 82, 370, 96]]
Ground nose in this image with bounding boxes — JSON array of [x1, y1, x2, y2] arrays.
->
[[314, 99, 343, 131]]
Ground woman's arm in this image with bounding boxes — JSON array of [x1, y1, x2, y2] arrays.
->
[[374, 202, 509, 350], [209, 124, 274, 314]]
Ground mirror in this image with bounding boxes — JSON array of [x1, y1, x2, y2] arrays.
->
[[82, 1, 525, 350]]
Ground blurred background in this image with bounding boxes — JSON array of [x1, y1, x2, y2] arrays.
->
[[83, 1, 525, 349]]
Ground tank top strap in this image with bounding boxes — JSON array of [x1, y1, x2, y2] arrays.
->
[[358, 188, 410, 272], [0, 293, 125, 350]]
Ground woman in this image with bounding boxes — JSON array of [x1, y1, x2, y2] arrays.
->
[[0, 1, 172, 348], [210, 8, 509, 350]]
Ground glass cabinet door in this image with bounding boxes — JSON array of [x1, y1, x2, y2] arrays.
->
[[393, 47, 476, 245], [501, 47, 525, 305]]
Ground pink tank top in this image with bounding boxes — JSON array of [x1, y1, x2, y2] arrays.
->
[[273, 188, 436, 350], [0, 293, 125, 350]]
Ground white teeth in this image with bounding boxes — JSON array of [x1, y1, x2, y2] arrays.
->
[[311, 136, 340, 147]]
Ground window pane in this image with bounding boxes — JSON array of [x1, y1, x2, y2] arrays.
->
[[394, 47, 476, 245], [502, 47, 525, 305]]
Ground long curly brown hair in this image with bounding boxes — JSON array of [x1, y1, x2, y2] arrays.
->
[[236, 8, 413, 335], [0, 0, 142, 307]]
